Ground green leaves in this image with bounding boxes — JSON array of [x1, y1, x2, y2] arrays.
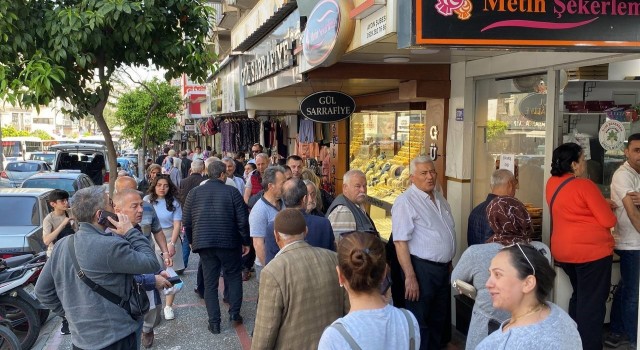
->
[[115, 79, 181, 148]]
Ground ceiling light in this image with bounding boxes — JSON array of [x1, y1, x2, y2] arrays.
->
[[383, 56, 410, 63]]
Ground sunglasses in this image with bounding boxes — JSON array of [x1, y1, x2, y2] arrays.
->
[[504, 242, 535, 276]]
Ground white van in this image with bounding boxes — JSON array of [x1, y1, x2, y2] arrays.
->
[[51, 143, 111, 185]]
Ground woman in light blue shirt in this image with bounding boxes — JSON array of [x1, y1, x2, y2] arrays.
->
[[476, 244, 582, 350], [144, 174, 183, 321], [318, 232, 420, 350]]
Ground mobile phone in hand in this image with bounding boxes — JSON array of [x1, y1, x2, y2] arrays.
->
[[166, 276, 182, 285], [97, 210, 119, 229]]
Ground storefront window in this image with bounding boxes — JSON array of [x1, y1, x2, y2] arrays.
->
[[473, 76, 548, 239], [349, 110, 426, 239]]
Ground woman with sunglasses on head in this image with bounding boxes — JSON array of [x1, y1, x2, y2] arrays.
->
[[318, 232, 419, 350], [546, 143, 617, 350], [476, 243, 582, 349], [451, 196, 551, 350], [144, 175, 184, 321]]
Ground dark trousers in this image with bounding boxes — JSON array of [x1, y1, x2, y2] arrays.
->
[[559, 255, 612, 350], [199, 247, 243, 326], [242, 240, 255, 270], [196, 260, 229, 301], [405, 255, 451, 350], [73, 332, 136, 350]]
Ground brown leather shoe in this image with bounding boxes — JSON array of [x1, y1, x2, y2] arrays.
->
[[142, 331, 154, 348], [242, 270, 251, 281]]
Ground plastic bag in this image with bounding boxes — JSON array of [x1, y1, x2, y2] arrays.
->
[[163, 267, 184, 295]]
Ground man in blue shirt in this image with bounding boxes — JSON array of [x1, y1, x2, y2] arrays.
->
[[265, 178, 335, 264], [467, 169, 516, 246]]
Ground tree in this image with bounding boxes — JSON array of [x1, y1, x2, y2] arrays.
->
[[0, 0, 215, 192], [29, 129, 53, 140], [1, 126, 29, 137], [116, 79, 180, 150]]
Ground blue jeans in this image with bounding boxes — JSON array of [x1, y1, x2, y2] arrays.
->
[[610, 249, 639, 343], [182, 236, 191, 268]]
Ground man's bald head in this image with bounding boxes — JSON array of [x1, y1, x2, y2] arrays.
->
[[114, 176, 138, 193]]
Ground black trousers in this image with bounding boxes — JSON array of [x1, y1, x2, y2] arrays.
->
[[199, 247, 243, 326], [558, 255, 612, 350], [242, 240, 255, 270], [404, 255, 451, 350], [196, 260, 229, 301], [73, 332, 136, 350]]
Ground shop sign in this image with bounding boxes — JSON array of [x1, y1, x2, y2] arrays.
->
[[184, 124, 195, 132], [241, 38, 295, 85], [414, 0, 640, 49], [518, 93, 546, 122], [300, 91, 356, 123], [302, 0, 355, 68], [361, 7, 387, 45], [599, 119, 625, 150]]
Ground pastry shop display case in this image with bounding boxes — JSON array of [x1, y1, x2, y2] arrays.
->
[[349, 111, 427, 240]]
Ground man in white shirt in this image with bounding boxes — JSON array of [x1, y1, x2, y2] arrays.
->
[[392, 156, 456, 350], [222, 157, 245, 195], [607, 133, 640, 349]]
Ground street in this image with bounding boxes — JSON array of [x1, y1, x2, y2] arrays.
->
[[33, 253, 257, 350]]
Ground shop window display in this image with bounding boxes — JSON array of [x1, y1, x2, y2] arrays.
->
[[349, 111, 426, 239]]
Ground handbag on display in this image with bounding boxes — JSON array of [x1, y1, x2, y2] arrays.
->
[[67, 235, 150, 320]]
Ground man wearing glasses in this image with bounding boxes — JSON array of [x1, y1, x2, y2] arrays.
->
[[391, 156, 456, 350], [251, 143, 264, 158]]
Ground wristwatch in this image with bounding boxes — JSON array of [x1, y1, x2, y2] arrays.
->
[[168, 242, 175, 246]]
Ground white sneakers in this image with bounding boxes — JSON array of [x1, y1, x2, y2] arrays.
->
[[164, 306, 175, 320]]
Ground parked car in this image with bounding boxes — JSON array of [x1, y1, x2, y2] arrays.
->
[[29, 152, 56, 166], [0, 161, 51, 188], [50, 143, 111, 185], [21, 172, 94, 197], [0, 188, 53, 257]]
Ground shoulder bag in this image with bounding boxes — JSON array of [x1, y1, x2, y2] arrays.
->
[[330, 308, 416, 350], [67, 235, 149, 320], [548, 176, 577, 237]]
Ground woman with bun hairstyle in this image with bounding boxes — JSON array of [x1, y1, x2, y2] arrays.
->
[[318, 232, 419, 349], [546, 142, 616, 350], [476, 244, 582, 349]]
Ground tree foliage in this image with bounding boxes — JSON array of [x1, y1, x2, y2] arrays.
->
[[0, 0, 216, 192], [0, 126, 52, 139], [116, 80, 180, 149], [30, 129, 54, 140], [1, 126, 30, 137]]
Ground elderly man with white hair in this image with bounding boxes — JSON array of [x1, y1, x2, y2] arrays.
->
[[392, 156, 455, 350], [325, 170, 378, 241], [222, 157, 245, 195]]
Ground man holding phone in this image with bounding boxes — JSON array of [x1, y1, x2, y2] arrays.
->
[[112, 188, 173, 348], [115, 176, 173, 268], [36, 186, 160, 350]]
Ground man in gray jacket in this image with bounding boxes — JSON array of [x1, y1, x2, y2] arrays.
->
[[35, 186, 160, 350]]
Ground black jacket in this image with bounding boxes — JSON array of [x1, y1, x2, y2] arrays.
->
[[179, 173, 204, 204], [180, 157, 192, 179], [183, 179, 250, 251]]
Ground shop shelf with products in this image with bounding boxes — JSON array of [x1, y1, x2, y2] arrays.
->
[[348, 111, 426, 239]]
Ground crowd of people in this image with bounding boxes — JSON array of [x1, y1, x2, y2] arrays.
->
[[32, 136, 638, 350]]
